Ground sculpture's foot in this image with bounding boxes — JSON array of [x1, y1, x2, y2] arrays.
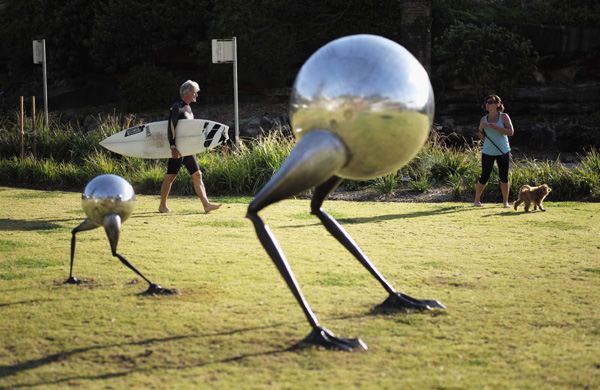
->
[[143, 283, 177, 295], [376, 292, 446, 311], [298, 326, 368, 352], [64, 276, 82, 285]]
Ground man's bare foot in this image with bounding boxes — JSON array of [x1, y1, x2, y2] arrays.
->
[[471, 202, 483, 207], [204, 203, 222, 213], [159, 205, 172, 213], [503, 203, 511, 208]]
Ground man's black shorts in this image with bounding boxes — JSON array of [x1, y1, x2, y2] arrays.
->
[[166, 156, 200, 175]]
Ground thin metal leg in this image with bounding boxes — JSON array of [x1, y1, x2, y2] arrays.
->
[[102, 214, 175, 295], [246, 212, 320, 328], [102, 214, 151, 285], [247, 132, 367, 350], [311, 177, 396, 295], [311, 178, 445, 311], [65, 218, 98, 284], [247, 210, 366, 351]]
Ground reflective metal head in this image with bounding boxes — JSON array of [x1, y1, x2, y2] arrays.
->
[[81, 174, 135, 226], [290, 34, 434, 180]]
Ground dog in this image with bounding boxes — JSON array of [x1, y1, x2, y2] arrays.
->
[[513, 184, 552, 212]]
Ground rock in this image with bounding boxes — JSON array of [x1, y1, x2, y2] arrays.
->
[[83, 115, 101, 132], [528, 127, 556, 151]]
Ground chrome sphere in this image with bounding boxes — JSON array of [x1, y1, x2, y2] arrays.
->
[[81, 174, 135, 226], [290, 34, 434, 180]]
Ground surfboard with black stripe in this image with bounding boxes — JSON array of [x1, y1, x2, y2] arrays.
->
[[100, 119, 229, 159]]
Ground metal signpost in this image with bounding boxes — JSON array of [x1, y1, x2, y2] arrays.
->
[[211, 37, 239, 149], [32, 39, 48, 129]]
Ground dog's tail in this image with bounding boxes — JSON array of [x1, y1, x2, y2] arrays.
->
[[519, 185, 531, 193]]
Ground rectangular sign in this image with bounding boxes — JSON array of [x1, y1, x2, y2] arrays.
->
[[33, 40, 44, 64], [212, 39, 234, 63]]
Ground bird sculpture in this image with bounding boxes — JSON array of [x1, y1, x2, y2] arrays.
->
[[65, 174, 174, 295], [246, 34, 445, 351]]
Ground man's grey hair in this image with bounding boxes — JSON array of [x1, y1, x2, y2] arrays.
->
[[180, 80, 200, 97]]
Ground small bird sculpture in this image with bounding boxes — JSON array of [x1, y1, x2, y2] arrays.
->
[[65, 174, 174, 295]]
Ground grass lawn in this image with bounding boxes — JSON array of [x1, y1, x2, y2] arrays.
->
[[0, 186, 599, 389]]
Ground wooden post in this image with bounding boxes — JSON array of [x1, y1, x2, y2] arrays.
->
[[20, 96, 24, 159], [32, 96, 37, 158]]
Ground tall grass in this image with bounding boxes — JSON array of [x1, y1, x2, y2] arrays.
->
[[1, 111, 599, 201], [197, 132, 294, 195], [0, 111, 139, 162]]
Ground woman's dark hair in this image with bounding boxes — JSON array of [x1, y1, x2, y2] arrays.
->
[[484, 94, 505, 112]]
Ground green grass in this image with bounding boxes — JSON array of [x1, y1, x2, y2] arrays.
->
[[1, 186, 599, 389]]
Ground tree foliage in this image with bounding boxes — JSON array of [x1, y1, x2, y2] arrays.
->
[[45, 0, 100, 80], [0, 0, 47, 90], [7, 0, 589, 107], [434, 22, 539, 106], [89, 0, 210, 71], [432, 0, 600, 26], [207, 0, 402, 90], [118, 63, 179, 112]]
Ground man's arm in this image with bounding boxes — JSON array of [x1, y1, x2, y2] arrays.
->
[[167, 102, 182, 158]]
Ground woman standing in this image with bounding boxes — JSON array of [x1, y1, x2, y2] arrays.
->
[[472, 95, 514, 208]]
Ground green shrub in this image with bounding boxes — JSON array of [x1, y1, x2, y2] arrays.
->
[[410, 174, 431, 193], [131, 163, 165, 193], [434, 22, 539, 105], [373, 172, 397, 195], [446, 172, 465, 200]]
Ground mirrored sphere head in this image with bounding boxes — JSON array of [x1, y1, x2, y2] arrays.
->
[[290, 34, 434, 180], [81, 174, 135, 226]]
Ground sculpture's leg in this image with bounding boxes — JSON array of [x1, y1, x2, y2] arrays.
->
[[246, 212, 319, 328], [247, 131, 365, 351], [65, 218, 99, 284], [311, 178, 446, 311], [246, 212, 366, 351], [103, 214, 175, 295]]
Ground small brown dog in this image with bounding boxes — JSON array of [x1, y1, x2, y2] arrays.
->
[[513, 184, 552, 212]]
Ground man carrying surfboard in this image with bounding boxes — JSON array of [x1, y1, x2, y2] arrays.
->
[[159, 80, 222, 213]]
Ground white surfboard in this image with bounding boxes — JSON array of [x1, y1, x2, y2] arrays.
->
[[100, 119, 229, 159]]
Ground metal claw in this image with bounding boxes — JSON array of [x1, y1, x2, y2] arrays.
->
[[299, 327, 368, 352], [143, 283, 177, 295], [376, 292, 447, 311]]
